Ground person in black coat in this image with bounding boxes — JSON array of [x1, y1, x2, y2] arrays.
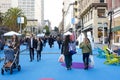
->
[[61, 35, 72, 70], [48, 35, 54, 48], [28, 34, 37, 62], [36, 37, 43, 61], [57, 36, 62, 49]]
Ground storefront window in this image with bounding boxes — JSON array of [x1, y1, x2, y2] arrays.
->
[[100, 0, 104, 3], [114, 31, 120, 43]]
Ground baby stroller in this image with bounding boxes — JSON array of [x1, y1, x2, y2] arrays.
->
[[1, 45, 21, 75]]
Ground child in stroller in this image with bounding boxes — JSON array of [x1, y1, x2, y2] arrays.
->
[[1, 43, 21, 75]]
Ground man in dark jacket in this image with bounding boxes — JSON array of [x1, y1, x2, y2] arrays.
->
[[28, 34, 37, 62]]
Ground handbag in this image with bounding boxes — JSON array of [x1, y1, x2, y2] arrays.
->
[[69, 42, 76, 55]]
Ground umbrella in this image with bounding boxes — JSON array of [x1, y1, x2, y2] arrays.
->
[[64, 31, 72, 36], [37, 33, 45, 37], [3, 31, 21, 36]]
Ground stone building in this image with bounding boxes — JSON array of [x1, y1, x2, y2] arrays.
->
[[79, 0, 108, 43]]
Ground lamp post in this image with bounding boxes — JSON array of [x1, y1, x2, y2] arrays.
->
[[108, 10, 114, 49], [62, 8, 65, 34], [102, 23, 105, 44]]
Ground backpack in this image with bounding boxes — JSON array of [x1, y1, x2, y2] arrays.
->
[[69, 41, 76, 55]]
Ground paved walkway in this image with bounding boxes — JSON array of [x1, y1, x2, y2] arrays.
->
[[0, 41, 120, 80]]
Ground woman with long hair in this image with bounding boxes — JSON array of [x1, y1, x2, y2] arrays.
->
[[11, 34, 20, 64], [61, 35, 72, 70], [79, 37, 92, 70], [36, 37, 43, 61]]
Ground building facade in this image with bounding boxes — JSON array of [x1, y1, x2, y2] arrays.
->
[[79, 0, 108, 43], [0, 0, 12, 13], [107, 0, 120, 45], [73, 0, 81, 38], [63, 0, 75, 32], [18, 0, 44, 27], [17, 0, 44, 34], [0, 0, 44, 34]]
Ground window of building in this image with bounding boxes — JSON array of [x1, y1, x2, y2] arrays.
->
[[83, 17, 85, 23], [91, 11, 93, 19], [85, 15, 86, 22], [74, 8, 77, 12], [98, 22, 103, 39], [100, 0, 104, 3], [86, 14, 88, 22], [75, 1, 77, 5], [98, 22, 102, 27], [88, 13, 89, 21], [97, 9, 106, 18]]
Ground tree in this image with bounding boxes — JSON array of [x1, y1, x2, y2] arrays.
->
[[3, 7, 27, 32], [0, 12, 4, 26], [54, 26, 59, 32], [43, 25, 50, 35]]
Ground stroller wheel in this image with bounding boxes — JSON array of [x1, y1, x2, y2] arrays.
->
[[5, 69, 8, 72], [10, 68, 13, 74], [18, 65, 21, 71], [1, 68, 4, 75]]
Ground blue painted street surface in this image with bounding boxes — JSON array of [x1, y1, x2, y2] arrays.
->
[[0, 41, 119, 80]]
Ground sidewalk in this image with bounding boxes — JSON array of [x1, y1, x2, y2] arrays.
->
[[94, 43, 118, 49]]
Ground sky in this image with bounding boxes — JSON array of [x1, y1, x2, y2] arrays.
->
[[44, 0, 63, 29]]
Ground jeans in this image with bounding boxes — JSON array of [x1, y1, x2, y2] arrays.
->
[[64, 54, 72, 68], [83, 53, 90, 68]]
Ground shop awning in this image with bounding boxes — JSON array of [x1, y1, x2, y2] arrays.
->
[[112, 26, 120, 32]]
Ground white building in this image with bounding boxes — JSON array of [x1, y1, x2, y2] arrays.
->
[[63, 0, 75, 32], [0, 0, 44, 28], [18, 0, 44, 27], [0, 0, 12, 13]]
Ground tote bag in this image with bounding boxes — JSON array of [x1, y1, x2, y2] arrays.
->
[[89, 55, 94, 67], [58, 54, 64, 63]]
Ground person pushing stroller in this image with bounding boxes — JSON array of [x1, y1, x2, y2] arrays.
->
[[1, 43, 21, 75]]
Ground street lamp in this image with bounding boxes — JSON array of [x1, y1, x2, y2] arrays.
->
[[62, 8, 65, 34], [102, 23, 105, 44], [108, 10, 114, 49]]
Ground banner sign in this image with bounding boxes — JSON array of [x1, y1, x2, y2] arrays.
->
[[17, 17, 24, 24]]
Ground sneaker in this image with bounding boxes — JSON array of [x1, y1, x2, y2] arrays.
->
[[67, 67, 71, 70], [30, 60, 32, 62], [84, 67, 88, 70]]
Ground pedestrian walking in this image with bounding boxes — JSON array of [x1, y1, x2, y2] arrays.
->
[[11, 34, 20, 64], [28, 34, 37, 62], [36, 37, 43, 61], [61, 35, 72, 70], [57, 36, 62, 49], [79, 37, 92, 70], [48, 35, 54, 48]]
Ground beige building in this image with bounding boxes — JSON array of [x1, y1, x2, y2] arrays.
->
[[107, 0, 120, 45], [112, 8, 120, 44], [73, 0, 81, 38], [79, 0, 108, 43], [62, 0, 76, 32]]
